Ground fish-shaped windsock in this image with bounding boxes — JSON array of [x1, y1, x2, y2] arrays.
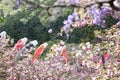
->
[[15, 40, 38, 60], [21, 40, 38, 54], [99, 52, 109, 65], [32, 42, 48, 63], [61, 46, 69, 64], [29, 40, 38, 47], [0, 31, 7, 41], [13, 37, 28, 50]]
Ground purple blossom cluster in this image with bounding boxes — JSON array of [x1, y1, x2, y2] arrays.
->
[[62, 12, 79, 37], [62, 6, 113, 35], [57, 1, 120, 36], [16, 0, 22, 8]]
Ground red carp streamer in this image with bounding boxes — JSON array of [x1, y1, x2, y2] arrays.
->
[[13, 37, 28, 50], [61, 46, 69, 64], [99, 52, 109, 65], [32, 42, 48, 63]]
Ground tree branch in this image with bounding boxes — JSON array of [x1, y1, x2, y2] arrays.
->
[[24, 0, 119, 10]]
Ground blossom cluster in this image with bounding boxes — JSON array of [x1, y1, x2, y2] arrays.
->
[[56, 0, 120, 36]]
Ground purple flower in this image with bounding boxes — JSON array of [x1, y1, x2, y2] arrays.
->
[[72, 12, 78, 17], [74, 0, 79, 5], [16, 0, 22, 8], [100, 8, 113, 18], [63, 24, 71, 31], [68, 15, 74, 20]]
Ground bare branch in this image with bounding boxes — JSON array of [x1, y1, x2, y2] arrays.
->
[[24, 0, 119, 10]]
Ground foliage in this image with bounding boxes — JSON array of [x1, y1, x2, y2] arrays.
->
[[68, 26, 98, 43], [0, 0, 119, 44], [0, 12, 118, 45], [0, 10, 41, 42], [68, 16, 118, 43], [104, 16, 118, 28], [0, 9, 71, 45], [0, 0, 74, 44]]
